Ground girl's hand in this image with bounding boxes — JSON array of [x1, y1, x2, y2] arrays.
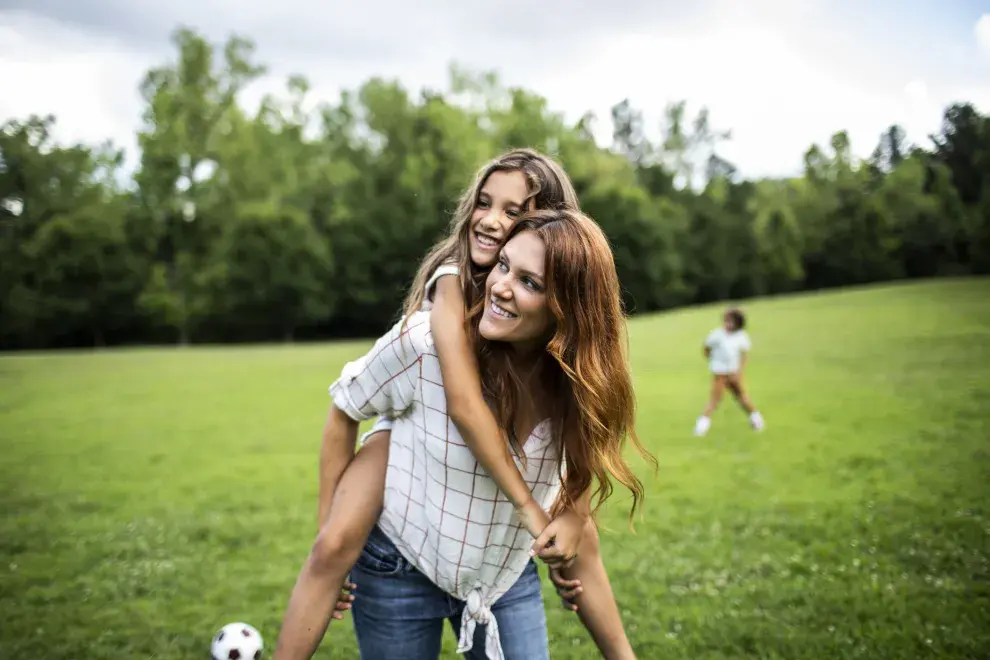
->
[[516, 498, 552, 540], [331, 580, 356, 620], [530, 509, 587, 569], [548, 567, 583, 611]]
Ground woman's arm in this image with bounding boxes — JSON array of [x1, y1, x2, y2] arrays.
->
[[317, 403, 360, 528], [431, 275, 550, 538], [321, 312, 426, 525], [547, 519, 636, 660]]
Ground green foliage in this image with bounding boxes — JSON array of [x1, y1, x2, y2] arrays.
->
[[26, 202, 142, 346], [202, 200, 334, 341], [2, 26, 990, 348]]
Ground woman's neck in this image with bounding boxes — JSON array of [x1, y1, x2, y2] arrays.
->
[[513, 351, 551, 422], [480, 346, 551, 450], [508, 349, 543, 388]]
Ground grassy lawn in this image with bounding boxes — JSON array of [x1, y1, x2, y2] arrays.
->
[[2, 277, 988, 659]]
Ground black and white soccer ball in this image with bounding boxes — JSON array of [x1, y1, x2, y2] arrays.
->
[[210, 622, 264, 660]]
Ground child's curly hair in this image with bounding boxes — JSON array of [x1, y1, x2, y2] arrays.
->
[[725, 307, 746, 331]]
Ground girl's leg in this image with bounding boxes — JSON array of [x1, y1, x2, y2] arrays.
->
[[272, 432, 390, 660], [695, 375, 727, 436], [727, 374, 764, 430], [551, 519, 636, 660], [726, 373, 756, 413], [703, 375, 727, 416]]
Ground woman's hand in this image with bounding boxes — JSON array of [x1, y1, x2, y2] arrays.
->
[[530, 508, 587, 569]]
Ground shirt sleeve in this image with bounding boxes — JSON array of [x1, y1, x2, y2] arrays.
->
[[424, 263, 461, 305], [740, 331, 752, 352], [704, 329, 719, 348], [359, 415, 395, 447], [328, 311, 431, 422]]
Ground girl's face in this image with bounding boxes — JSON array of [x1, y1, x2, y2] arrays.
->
[[723, 313, 736, 332], [469, 170, 529, 268], [479, 230, 553, 350]]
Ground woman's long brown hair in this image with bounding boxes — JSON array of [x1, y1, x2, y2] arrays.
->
[[468, 208, 658, 522]]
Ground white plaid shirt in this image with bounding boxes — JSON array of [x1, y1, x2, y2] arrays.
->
[[328, 269, 562, 659]]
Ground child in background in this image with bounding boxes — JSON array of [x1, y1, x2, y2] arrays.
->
[[694, 307, 765, 437]]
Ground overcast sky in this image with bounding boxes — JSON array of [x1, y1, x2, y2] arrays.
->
[[2, 0, 989, 179]]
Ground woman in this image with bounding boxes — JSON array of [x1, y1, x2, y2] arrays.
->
[[282, 209, 652, 659]]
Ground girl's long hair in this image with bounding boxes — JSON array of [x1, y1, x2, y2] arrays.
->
[[468, 209, 658, 521], [401, 148, 579, 321]]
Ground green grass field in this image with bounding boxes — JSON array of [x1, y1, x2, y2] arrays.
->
[[2, 277, 989, 659]]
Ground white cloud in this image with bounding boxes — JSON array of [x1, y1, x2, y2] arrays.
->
[[977, 14, 990, 59], [529, 5, 955, 178], [895, 80, 940, 150], [904, 80, 928, 102], [1, 3, 989, 181], [0, 13, 152, 168]]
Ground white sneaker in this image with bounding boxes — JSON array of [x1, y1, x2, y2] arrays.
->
[[749, 411, 765, 431], [694, 416, 711, 437]]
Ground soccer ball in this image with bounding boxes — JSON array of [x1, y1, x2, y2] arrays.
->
[[210, 622, 264, 660]]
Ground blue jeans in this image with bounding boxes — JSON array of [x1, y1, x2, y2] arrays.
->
[[350, 525, 550, 659]]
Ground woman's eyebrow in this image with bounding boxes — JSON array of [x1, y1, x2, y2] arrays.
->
[[502, 251, 544, 281], [518, 267, 544, 282]]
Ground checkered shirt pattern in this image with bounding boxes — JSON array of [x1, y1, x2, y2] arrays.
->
[[329, 303, 562, 659], [356, 264, 458, 446]]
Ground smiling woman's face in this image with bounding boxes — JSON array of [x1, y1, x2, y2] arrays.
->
[[468, 170, 529, 268], [478, 229, 554, 350]]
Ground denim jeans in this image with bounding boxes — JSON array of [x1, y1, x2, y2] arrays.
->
[[350, 524, 550, 659]]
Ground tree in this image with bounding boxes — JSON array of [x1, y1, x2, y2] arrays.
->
[[931, 103, 990, 206], [611, 99, 652, 166], [27, 200, 141, 346], [202, 201, 334, 341], [660, 101, 733, 190], [747, 179, 804, 292], [869, 124, 908, 174], [0, 116, 135, 348], [134, 27, 265, 344], [2, 24, 989, 349]]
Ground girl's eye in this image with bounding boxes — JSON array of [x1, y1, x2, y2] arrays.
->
[[506, 209, 520, 218], [523, 277, 541, 291], [497, 260, 509, 272], [476, 199, 490, 209]]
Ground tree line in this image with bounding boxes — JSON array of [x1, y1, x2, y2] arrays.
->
[[2, 27, 989, 350]]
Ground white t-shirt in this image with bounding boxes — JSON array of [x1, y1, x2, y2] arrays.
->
[[705, 327, 751, 374], [422, 262, 460, 310]]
